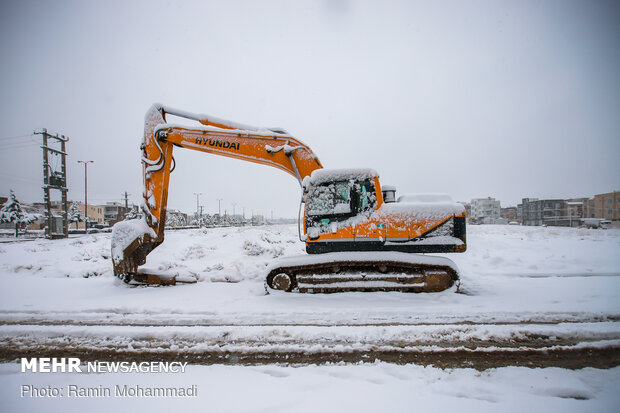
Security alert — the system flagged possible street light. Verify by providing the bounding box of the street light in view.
[77,160,93,229]
[193,193,202,225]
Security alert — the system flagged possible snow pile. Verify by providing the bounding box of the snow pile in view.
[0,235,112,278]
[159,226,301,283]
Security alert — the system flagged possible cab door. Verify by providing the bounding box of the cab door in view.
[352,179,384,244]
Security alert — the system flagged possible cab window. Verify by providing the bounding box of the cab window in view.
[307,181,351,216]
[354,179,376,213]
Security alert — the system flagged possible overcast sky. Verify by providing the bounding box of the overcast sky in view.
[1,0,618,218]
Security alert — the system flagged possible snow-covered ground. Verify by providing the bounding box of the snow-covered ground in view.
[0,224,618,323]
[0,224,619,411]
[1,363,619,413]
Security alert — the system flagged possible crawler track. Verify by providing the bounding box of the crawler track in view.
[266,253,459,293]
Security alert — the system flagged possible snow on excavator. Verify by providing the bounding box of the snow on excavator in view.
[111,104,466,292]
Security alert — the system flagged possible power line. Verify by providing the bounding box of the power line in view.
[0,140,38,147]
[0,133,33,141]
[0,141,40,151]
[0,174,41,189]
[0,134,40,150]
[0,171,40,182]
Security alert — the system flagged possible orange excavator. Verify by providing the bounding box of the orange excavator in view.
[111,104,466,292]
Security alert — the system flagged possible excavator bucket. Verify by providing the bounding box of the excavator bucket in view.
[110,104,193,286]
[111,217,197,286]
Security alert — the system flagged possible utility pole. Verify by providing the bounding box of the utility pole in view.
[37,129,69,239]
[77,160,94,229]
[123,191,130,208]
[199,205,204,227]
[194,193,202,222]
[217,198,223,216]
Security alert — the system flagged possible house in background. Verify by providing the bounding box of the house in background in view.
[104,202,132,227]
[470,197,500,224]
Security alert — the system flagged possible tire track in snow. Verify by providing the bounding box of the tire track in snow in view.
[1,311,619,327]
[1,322,619,369]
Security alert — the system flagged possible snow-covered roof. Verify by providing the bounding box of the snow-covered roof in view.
[381,185,396,192]
[307,168,378,186]
[376,193,465,219]
[379,202,465,219]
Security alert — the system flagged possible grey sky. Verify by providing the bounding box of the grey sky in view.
[1,0,618,218]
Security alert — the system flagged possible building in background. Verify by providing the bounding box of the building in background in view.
[457,202,471,218]
[516,204,523,223]
[566,198,588,225]
[71,203,105,229]
[520,198,585,227]
[583,198,595,219]
[592,191,619,222]
[470,197,500,224]
[104,202,132,227]
[500,207,517,221]
[518,198,538,225]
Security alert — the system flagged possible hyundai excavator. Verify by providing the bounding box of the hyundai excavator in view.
[111,104,466,293]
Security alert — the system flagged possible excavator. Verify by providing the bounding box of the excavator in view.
[111,104,466,293]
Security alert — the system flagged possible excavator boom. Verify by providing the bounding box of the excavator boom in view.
[111,104,322,283]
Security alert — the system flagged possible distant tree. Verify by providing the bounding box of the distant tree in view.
[68,202,84,229]
[124,205,142,220]
[0,190,36,237]
[165,213,174,227]
[199,213,216,228]
[166,211,187,228]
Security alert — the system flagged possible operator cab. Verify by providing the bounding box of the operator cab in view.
[304,168,379,232]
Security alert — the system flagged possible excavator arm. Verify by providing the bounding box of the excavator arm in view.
[111,104,323,283]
